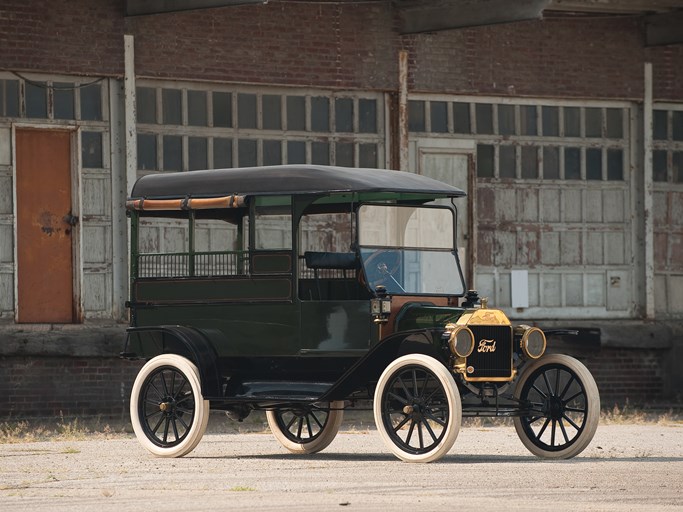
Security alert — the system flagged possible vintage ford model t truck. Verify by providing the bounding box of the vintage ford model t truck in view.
[121,164,599,462]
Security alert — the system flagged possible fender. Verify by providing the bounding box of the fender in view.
[318,328,446,402]
[123,325,222,399]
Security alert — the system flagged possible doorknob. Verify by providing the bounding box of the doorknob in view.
[63,212,79,227]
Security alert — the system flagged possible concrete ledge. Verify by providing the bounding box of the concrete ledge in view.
[0,323,128,357]
[538,320,683,350]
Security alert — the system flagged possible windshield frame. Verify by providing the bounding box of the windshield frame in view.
[356,203,466,297]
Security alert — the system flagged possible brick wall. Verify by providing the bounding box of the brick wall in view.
[1,1,680,101]
[569,349,667,407]
[0,357,142,418]
[0,350,670,419]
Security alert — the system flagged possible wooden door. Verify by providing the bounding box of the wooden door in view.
[16,128,76,323]
[415,144,474,287]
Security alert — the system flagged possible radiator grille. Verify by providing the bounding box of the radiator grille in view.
[466,325,513,380]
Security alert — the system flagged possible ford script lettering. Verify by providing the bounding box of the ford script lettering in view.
[477,339,497,353]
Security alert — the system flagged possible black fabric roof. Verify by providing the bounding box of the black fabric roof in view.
[129,165,466,200]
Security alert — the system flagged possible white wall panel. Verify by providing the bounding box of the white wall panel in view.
[0,175,11,214]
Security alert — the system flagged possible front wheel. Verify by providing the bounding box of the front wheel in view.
[374,354,461,463]
[267,401,344,454]
[130,354,210,458]
[513,354,600,459]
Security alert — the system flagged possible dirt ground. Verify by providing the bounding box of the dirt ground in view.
[0,417,681,511]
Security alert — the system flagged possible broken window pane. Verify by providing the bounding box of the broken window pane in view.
[26,82,47,118]
[586,148,602,180]
[335,98,353,132]
[359,98,377,133]
[543,146,560,179]
[499,146,516,178]
[81,131,103,168]
[238,93,257,129]
[521,146,538,179]
[312,141,329,165]
[137,87,157,124]
[162,89,182,125]
[188,90,207,127]
[336,142,353,167]
[5,80,19,117]
[520,105,537,136]
[475,103,493,134]
[213,137,232,168]
[585,108,602,137]
[262,95,281,130]
[287,96,306,131]
[80,83,102,121]
[453,102,470,133]
[238,139,257,166]
[408,100,425,132]
[188,137,207,170]
[263,140,282,165]
[605,108,623,138]
[542,106,559,136]
[498,104,515,136]
[311,97,329,132]
[359,143,377,168]
[430,101,448,133]
[564,147,581,180]
[673,111,683,141]
[607,148,623,180]
[287,140,306,163]
[53,83,75,120]
[564,107,580,137]
[673,151,683,183]
[477,144,494,177]
[137,133,157,170]
[653,110,668,140]
[212,92,232,128]
[163,135,183,171]
[653,150,667,182]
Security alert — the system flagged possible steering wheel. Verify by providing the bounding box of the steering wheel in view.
[363,250,404,292]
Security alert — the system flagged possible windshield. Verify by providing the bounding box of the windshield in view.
[358,205,465,296]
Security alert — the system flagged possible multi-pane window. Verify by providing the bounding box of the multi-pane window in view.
[653,106,683,184]
[0,78,103,122]
[0,77,106,169]
[136,82,384,173]
[409,99,628,182]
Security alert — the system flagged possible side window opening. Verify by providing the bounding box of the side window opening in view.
[298,206,364,300]
[134,210,247,278]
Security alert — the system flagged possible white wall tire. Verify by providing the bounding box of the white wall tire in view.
[267,401,344,454]
[373,354,461,463]
[513,354,600,459]
[130,354,210,458]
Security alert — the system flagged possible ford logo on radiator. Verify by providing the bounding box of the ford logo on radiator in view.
[477,339,497,353]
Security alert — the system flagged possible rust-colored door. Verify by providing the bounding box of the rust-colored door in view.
[16,128,76,323]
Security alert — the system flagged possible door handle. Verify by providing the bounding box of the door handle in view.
[63,212,79,227]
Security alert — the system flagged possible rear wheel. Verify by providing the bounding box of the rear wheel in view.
[513,354,599,459]
[374,354,461,463]
[267,401,344,454]
[130,354,210,458]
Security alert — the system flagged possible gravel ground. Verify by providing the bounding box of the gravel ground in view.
[1,420,681,511]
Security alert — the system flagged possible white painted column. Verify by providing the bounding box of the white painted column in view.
[124,34,137,195]
[111,34,137,321]
[398,50,409,172]
[643,62,655,319]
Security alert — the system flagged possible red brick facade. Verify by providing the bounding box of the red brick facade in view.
[2,1,681,100]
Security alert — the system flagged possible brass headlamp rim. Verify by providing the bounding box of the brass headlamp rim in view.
[448,325,475,358]
[519,326,547,359]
